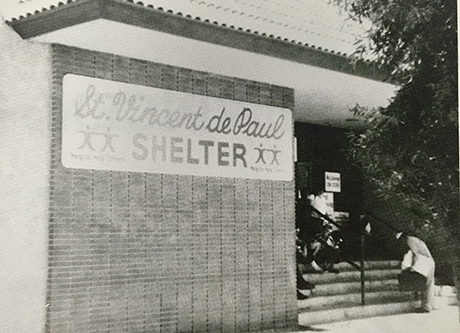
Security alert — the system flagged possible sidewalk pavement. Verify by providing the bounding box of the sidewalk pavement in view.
[290,305,460,333]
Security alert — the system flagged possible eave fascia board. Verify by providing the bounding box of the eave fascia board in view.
[8,0,392,83]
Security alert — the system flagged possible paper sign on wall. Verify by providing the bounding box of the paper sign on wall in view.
[323,192,334,215]
[325,171,341,192]
[333,211,349,225]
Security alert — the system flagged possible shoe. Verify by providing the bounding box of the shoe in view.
[414,307,430,313]
[310,261,324,273]
[297,290,309,300]
[297,279,315,290]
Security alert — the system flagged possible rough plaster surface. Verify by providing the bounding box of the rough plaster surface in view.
[0,18,52,333]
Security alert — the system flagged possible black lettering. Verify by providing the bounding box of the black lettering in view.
[218,142,229,166]
[157,109,170,126]
[132,133,148,160]
[199,140,214,165]
[271,114,285,139]
[233,108,252,135]
[242,120,259,137]
[114,91,128,121]
[75,85,105,119]
[233,143,247,167]
[152,136,167,162]
[137,107,157,124]
[167,111,182,127]
[206,108,231,134]
[187,138,199,164]
[191,107,205,131]
[252,122,272,138]
[170,137,183,163]
[127,95,141,123]
[221,116,231,134]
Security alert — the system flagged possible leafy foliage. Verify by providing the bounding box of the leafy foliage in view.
[333,0,458,262]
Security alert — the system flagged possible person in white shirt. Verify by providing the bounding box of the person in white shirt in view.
[396,232,435,312]
[305,189,339,273]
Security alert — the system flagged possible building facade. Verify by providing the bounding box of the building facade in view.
[0,1,396,332]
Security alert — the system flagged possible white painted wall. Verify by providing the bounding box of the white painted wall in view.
[0,18,52,333]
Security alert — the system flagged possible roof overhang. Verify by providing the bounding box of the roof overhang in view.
[6,0,398,129]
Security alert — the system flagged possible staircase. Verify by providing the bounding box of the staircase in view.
[298,260,419,327]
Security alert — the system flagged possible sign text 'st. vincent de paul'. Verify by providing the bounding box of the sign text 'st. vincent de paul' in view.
[62,74,293,181]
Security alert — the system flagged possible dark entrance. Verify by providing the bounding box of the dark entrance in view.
[294,122,364,266]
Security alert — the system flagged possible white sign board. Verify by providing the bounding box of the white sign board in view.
[323,192,334,216]
[61,74,293,180]
[325,171,341,192]
[333,211,349,225]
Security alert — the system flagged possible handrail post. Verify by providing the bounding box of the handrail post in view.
[360,233,365,305]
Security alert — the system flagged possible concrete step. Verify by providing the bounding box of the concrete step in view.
[302,268,400,284]
[334,260,401,271]
[297,260,427,326]
[298,290,415,311]
[305,278,400,296]
[298,300,419,327]
[299,260,401,274]
[361,260,401,270]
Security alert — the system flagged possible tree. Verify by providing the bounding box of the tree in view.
[333,0,458,280]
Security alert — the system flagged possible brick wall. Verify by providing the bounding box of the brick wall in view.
[47,44,296,332]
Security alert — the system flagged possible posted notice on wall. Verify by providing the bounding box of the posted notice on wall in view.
[325,171,341,192]
[61,74,293,181]
[333,211,349,225]
[323,192,334,215]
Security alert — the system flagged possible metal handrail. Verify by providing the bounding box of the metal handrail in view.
[309,206,368,305]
